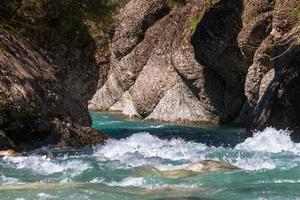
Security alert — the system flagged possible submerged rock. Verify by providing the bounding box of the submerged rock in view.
[184,160,239,172]
[159,160,239,179]
[0,149,18,157]
[135,160,239,179]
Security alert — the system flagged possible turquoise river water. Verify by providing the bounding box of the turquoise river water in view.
[0,112,300,200]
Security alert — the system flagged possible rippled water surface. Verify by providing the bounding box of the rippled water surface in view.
[1,112,300,200]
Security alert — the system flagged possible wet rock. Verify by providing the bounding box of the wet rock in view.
[0,150,18,157]
[0,130,15,151]
[248,45,300,138]
[45,119,108,149]
[184,160,239,172]
[158,160,239,179]
[245,0,300,136]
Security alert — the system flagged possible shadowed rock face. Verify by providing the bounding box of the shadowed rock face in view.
[89,0,249,124]
[191,0,249,123]
[90,0,300,136]
[241,0,300,136]
[0,1,109,151]
[0,29,107,151]
[249,45,300,138]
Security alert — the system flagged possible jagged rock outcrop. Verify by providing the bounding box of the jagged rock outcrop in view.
[239,0,300,136]
[90,0,300,136]
[90,0,249,124]
[0,1,110,150]
[0,28,107,151]
[1,0,299,144]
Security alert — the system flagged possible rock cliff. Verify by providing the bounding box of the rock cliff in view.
[0,0,110,150]
[90,0,300,136]
[1,0,300,149]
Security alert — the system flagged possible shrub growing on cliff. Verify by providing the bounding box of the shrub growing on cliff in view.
[291,5,300,43]
[189,0,219,31]
[168,0,185,9]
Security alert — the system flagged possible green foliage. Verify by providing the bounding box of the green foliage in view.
[167,0,185,9]
[0,0,127,57]
[290,4,300,43]
[20,0,44,12]
[291,4,300,19]
[189,0,219,31]
[190,14,202,30]
[80,0,127,23]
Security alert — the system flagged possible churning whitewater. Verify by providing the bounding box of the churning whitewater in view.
[1,118,300,200]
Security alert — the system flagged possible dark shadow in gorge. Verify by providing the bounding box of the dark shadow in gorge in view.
[0,0,114,146]
[191,0,250,124]
[0,0,103,110]
[248,43,300,140]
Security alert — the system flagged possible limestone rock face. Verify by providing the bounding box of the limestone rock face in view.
[0,29,90,126]
[249,45,300,138]
[90,0,300,137]
[109,91,141,118]
[259,69,275,101]
[0,0,114,150]
[242,0,300,136]
[90,0,249,124]
[0,29,107,151]
[146,83,213,123]
[2,0,299,144]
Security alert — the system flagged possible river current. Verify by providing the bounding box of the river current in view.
[0,112,299,200]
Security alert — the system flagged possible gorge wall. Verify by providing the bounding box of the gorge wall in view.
[0,0,112,150]
[89,0,300,136]
[0,0,300,150]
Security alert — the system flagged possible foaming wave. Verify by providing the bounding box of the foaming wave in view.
[150,125,165,129]
[235,127,300,154]
[37,193,57,199]
[232,154,276,170]
[90,177,105,184]
[93,129,300,171]
[3,156,91,175]
[0,175,21,185]
[93,132,207,169]
[106,177,145,187]
[273,179,300,184]
[104,177,198,189]
[96,121,122,125]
